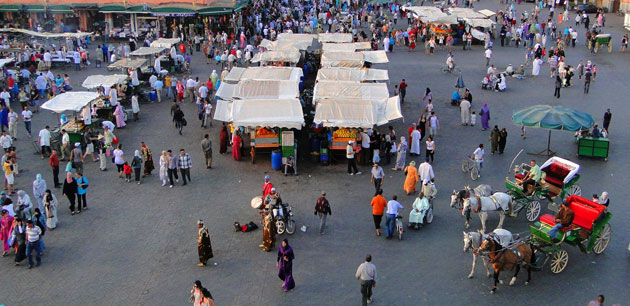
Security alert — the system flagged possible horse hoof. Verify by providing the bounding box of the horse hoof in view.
[490,290,495,294]
[509,280,516,286]
[525,282,529,286]
[468,274,473,279]
[486,273,491,278]
[499,280,504,285]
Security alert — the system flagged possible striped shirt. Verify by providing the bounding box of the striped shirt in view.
[178,153,192,169]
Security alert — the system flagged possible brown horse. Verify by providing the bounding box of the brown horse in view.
[478,238,535,294]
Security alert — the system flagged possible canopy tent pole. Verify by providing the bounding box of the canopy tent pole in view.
[529,130,555,156]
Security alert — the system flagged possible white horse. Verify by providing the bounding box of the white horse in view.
[463,229,517,279]
[450,184,493,209]
[462,192,512,232]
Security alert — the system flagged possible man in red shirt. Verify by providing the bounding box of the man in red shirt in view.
[399,79,407,104]
[49,149,60,188]
[262,175,273,198]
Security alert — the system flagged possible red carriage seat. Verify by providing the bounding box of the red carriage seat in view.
[514,174,524,180]
[540,196,605,231]
[543,162,570,187]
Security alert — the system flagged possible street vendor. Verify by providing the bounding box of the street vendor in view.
[521,160,541,195]
[262,175,274,198]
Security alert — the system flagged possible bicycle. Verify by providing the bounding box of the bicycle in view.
[395,213,404,240]
[461,157,480,181]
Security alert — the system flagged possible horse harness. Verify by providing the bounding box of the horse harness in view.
[472,194,502,214]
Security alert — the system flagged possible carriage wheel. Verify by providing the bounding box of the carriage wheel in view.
[564,184,582,200]
[276,220,286,235]
[550,249,568,274]
[594,42,599,53]
[425,208,434,224]
[593,223,611,255]
[470,167,479,181]
[286,220,296,235]
[525,200,541,222]
[461,159,470,173]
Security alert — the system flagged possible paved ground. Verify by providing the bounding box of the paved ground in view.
[1,2,629,306]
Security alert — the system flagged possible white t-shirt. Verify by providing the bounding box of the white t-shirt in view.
[39,129,51,146]
[473,147,485,162]
[8,112,17,125]
[21,110,32,122]
[485,49,492,59]
[113,149,124,165]
[43,52,51,62]
[0,91,10,104]
[62,133,70,145]
[361,132,370,148]
[346,145,355,159]
[198,86,208,98]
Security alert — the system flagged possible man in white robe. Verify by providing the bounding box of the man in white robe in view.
[460,99,471,125]
[409,125,421,156]
[532,57,543,76]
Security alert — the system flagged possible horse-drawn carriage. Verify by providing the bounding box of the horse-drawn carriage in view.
[506,156,582,221]
[589,34,613,53]
[526,195,612,273]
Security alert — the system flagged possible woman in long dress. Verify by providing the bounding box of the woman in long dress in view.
[114,102,126,128]
[219,125,229,154]
[159,151,168,186]
[480,104,490,131]
[32,174,47,213]
[261,211,276,252]
[393,136,407,171]
[408,192,429,229]
[16,191,33,221]
[0,210,14,256]
[232,130,242,161]
[403,161,418,195]
[197,220,213,267]
[43,190,58,230]
[422,88,432,105]
[277,238,295,292]
[417,114,427,140]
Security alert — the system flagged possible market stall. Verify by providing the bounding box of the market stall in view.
[316,68,389,82]
[130,47,167,57]
[313,81,390,104]
[321,42,371,53]
[224,67,304,83]
[82,74,129,90]
[320,51,365,68]
[150,38,181,48]
[41,92,100,145]
[318,33,353,43]
[250,48,302,66]
[107,58,148,73]
[233,80,300,100]
[259,39,313,51]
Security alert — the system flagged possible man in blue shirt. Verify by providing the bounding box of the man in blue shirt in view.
[76,172,89,212]
[154,78,164,103]
[101,45,108,63]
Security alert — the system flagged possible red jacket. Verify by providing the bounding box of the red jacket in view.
[49,153,59,168]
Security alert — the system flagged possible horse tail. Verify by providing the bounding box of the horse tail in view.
[528,243,536,266]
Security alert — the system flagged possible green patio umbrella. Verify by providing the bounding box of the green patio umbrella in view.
[513,105,595,156]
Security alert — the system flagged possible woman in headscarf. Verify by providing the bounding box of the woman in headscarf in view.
[403,161,418,195]
[599,192,609,207]
[277,238,295,292]
[62,172,78,215]
[159,150,169,187]
[219,125,229,154]
[16,191,33,221]
[141,142,154,177]
[232,130,242,161]
[480,104,490,131]
[392,136,407,171]
[43,189,58,230]
[131,150,142,184]
[32,174,47,213]
[408,192,429,230]
[196,220,213,267]
[0,209,14,256]
[114,102,126,128]
[210,70,219,89]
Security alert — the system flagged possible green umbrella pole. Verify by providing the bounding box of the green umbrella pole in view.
[529,130,555,157]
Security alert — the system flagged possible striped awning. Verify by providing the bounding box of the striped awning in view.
[0,5,21,12]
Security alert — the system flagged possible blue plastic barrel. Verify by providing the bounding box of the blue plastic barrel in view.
[271,150,282,171]
[149,91,157,101]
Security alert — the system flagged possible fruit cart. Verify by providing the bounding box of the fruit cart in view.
[576,136,609,161]
[330,128,359,161]
[250,128,280,164]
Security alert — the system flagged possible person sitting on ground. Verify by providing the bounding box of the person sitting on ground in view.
[548,201,575,242]
[504,64,514,75]
[513,64,525,77]
[521,160,541,195]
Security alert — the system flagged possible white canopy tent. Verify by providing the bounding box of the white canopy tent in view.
[233,80,300,100]
[448,8,486,19]
[277,33,318,42]
[318,33,353,43]
[0,58,14,68]
[41,92,100,113]
[362,50,389,63]
[224,67,303,83]
[231,99,304,129]
[322,42,371,52]
[314,99,378,128]
[377,96,404,126]
[108,58,147,69]
[250,49,301,64]
[320,51,364,68]
[478,9,496,18]
[404,6,447,19]
[424,15,459,25]
[150,38,181,48]
[213,99,234,122]
[130,47,167,56]
[313,81,390,104]
[259,39,312,51]
[464,18,496,28]
[82,74,129,89]
[215,82,238,100]
[316,68,389,82]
